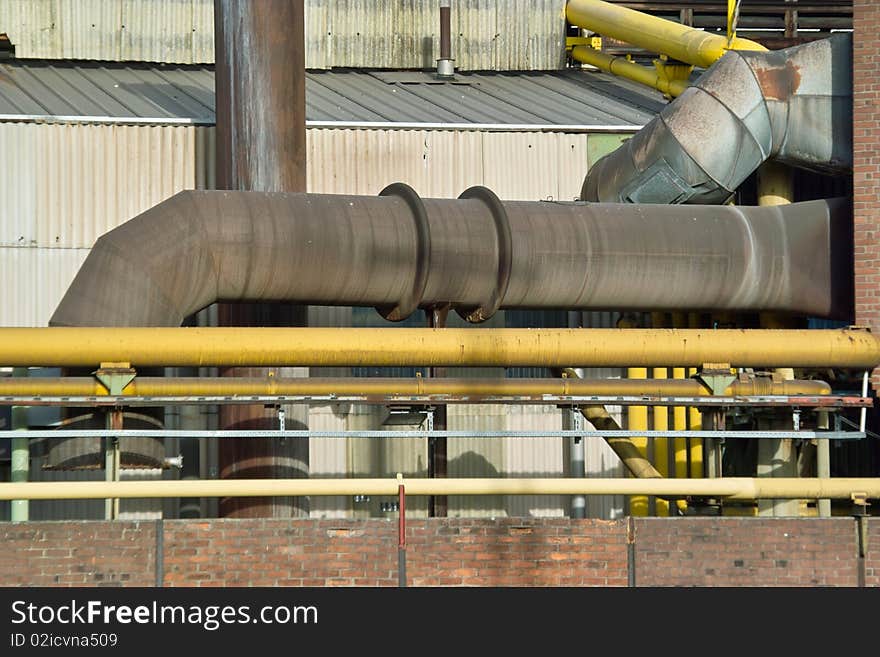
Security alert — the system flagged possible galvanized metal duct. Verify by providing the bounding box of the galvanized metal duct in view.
[49,188,852,326]
[580,34,853,204]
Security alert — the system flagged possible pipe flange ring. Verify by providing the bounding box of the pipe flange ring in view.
[455,186,512,323]
[376,182,431,322]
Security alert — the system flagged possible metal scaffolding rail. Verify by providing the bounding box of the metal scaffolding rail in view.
[11,428,866,440]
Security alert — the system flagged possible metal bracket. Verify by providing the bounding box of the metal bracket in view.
[566,36,602,51]
[652,58,693,99]
[851,491,870,510]
[696,363,736,396]
[94,362,136,396]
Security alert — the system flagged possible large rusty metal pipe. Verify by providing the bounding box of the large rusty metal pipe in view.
[49,189,853,326]
[581,34,853,204]
[215,0,305,192]
[215,0,309,520]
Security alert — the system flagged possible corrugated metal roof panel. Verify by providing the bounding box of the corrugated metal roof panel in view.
[0,60,665,127]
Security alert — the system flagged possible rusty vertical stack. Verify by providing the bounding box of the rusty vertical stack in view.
[214,0,309,518]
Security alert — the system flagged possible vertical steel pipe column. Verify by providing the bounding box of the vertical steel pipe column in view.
[215,0,308,518]
[437,0,454,78]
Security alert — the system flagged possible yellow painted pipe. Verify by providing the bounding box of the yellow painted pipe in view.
[0,375,833,398]
[580,405,662,480]
[570,45,688,97]
[672,366,689,514]
[688,366,703,478]
[0,478,876,501]
[672,367,688,478]
[566,0,766,69]
[653,366,670,516]
[627,367,649,516]
[757,160,795,208]
[0,328,877,369]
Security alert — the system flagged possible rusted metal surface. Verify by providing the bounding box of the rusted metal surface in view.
[214,0,306,192]
[215,0,308,519]
[49,189,853,326]
[580,33,852,204]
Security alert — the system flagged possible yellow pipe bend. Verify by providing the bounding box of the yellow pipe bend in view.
[570,46,689,97]
[566,0,766,68]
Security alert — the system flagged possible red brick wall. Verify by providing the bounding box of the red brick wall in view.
[0,521,156,586]
[634,518,858,587]
[0,518,876,587]
[866,517,880,587]
[406,519,628,587]
[163,519,398,587]
[854,1,880,386]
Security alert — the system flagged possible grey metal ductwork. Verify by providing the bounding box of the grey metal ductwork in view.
[50,186,853,327]
[580,33,853,204]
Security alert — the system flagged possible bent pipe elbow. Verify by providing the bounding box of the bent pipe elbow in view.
[580,33,852,204]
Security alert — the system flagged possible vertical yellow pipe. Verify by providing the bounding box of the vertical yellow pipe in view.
[687,312,703,478]
[627,367,649,516]
[670,311,689,514]
[672,366,688,479]
[756,160,800,517]
[650,312,669,516]
[672,366,688,514]
[652,366,669,516]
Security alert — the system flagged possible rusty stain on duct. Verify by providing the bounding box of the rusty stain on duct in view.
[753,60,802,101]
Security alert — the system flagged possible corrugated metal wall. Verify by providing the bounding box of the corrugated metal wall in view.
[0,121,637,519]
[0,123,598,327]
[307,128,589,201]
[0,0,567,70]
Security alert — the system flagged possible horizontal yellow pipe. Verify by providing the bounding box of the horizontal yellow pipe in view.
[0,375,832,397]
[566,0,766,68]
[0,328,877,369]
[0,478,876,501]
[571,46,688,97]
